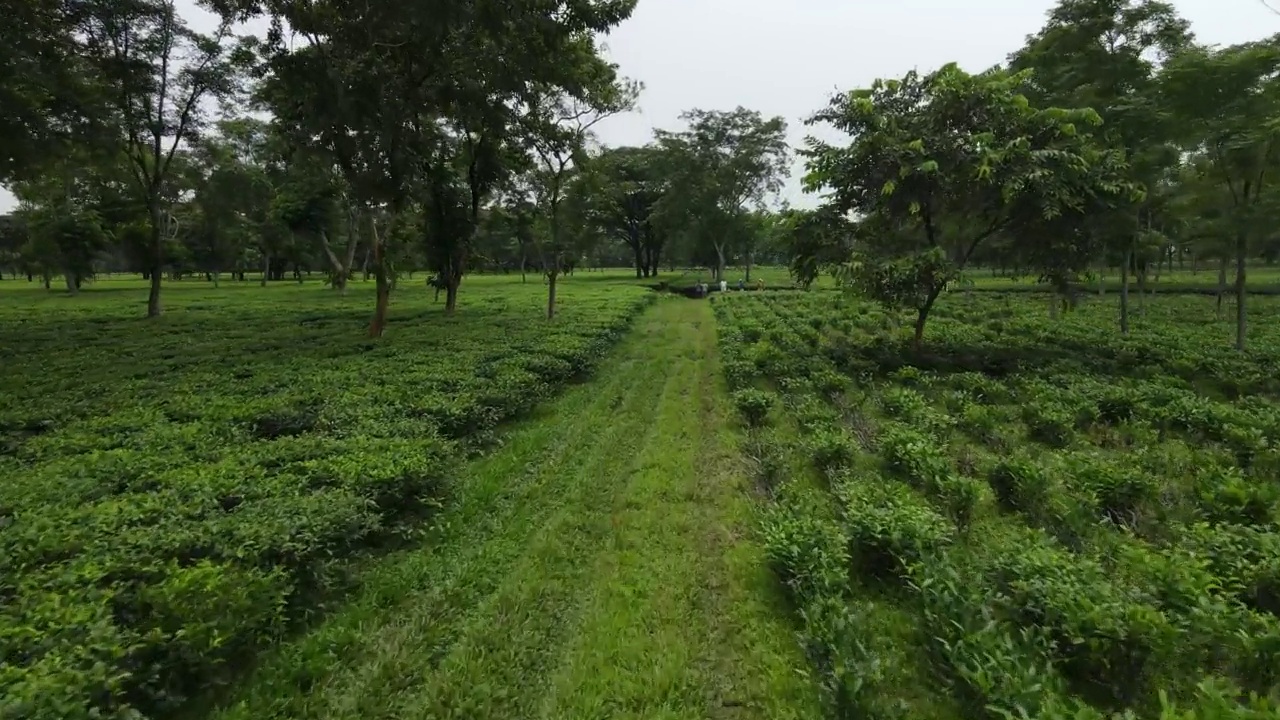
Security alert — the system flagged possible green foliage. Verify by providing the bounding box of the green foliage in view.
[0,280,652,718]
[839,478,955,580]
[732,388,775,427]
[880,426,980,528]
[717,287,1280,715]
[805,61,1135,345]
[989,455,1054,515]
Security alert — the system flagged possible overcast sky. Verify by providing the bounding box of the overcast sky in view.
[3,0,1277,212]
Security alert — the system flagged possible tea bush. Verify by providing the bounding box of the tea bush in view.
[716,289,1280,717]
[0,280,652,719]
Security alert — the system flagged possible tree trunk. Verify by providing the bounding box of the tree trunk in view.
[1137,264,1147,316]
[320,230,354,296]
[1235,234,1247,351]
[547,270,558,319]
[368,222,389,338]
[1120,245,1131,335]
[260,252,270,287]
[714,243,726,283]
[146,208,163,317]
[1216,257,1228,320]
[1049,290,1059,320]
[1097,264,1105,296]
[912,286,944,352]
[633,243,644,278]
[65,272,78,296]
[745,250,753,283]
[42,270,51,289]
[445,281,459,313]
[212,270,220,289]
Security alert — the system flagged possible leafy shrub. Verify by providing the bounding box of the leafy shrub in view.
[721,358,758,390]
[880,426,979,528]
[988,455,1053,515]
[1069,458,1157,529]
[840,479,954,579]
[1096,386,1141,425]
[1194,466,1278,527]
[1022,402,1075,448]
[760,493,850,604]
[809,429,858,476]
[0,282,653,718]
[732,388,775,427]
[981,530,1173,706]
[1185,523,1280,617]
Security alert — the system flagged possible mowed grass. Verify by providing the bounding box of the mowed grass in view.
[203,296,820,720]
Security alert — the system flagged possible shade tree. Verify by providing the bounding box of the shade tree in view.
[804,64,1134,350]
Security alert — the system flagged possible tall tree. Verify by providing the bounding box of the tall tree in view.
[1160,36,1280,350]
[241,0,636,331]
[656,108,789,282]
[1011,0,1192,333]
[526,81,636,318]
[584,145,667,278]
[0,0,102,186]
[804,64,1133,350]
[81,0,252,316]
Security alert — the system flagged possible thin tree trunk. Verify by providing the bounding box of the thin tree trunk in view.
[912,286,943,352]
[1120,245,1131,335]
[745,251,753,283]
[65,272,78,296]
[147,206,163,317]
[368,219,389,338]
[320,231,352,295]
[633,243,644,278]
[1236,234,1247,351]
[1049,290,1059,320]
[261,252,270,287]
[1137,264,1147,316]
[1097,264,1105,296]
[1216,256,1228,320]
[547,270,558,319]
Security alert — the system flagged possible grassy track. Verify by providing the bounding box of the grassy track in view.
[208,296,819,720]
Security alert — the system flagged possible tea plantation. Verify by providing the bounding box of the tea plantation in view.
[717,290,1280,719]
[0,276,656,718]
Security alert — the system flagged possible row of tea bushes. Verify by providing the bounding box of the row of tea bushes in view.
[0,284,653,719]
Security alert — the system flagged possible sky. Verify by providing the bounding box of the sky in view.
[3,0,1277,213]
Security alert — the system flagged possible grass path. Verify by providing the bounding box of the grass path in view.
[209,296,820,720]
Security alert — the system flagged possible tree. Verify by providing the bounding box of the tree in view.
[240,0,636,332]
[584,145,667,278]
[1011,0,1192,332]
[1160,36,1280,350]
[12,161,112,293]
[779,206,850,289]
[656,108,789,282]
[526,81,636,319]
[79,0,253,316]
[804,64,1132,350]
[0,0,102,186]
